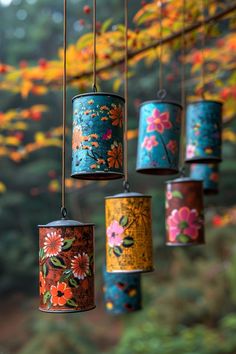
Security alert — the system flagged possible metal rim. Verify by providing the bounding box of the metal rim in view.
[105,193,152,199]
[39,305,96,313]
[106,307,142,314]
[106,268,154,274]
[72,92,125,102]
[139,99,182,109]
[185,157,222,164]
[38,223,95,228]
[187,99,223,106]
[165,177,203,184]
[136,167,179,175]
[71,171,124,181]
[166,241,205,247]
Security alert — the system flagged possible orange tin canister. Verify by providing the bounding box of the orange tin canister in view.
[105,192,153,273]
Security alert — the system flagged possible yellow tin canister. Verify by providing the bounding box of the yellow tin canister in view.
[105,192,153,273]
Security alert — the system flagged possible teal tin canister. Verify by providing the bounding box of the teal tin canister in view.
[103,269,142,314]
[136,100,182,175]
[190,163,219,195]
[185,100,223,163]
[71,92,124,180]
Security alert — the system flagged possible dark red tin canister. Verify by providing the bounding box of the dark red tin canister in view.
[38,219,95,313]
[165,178,205,246]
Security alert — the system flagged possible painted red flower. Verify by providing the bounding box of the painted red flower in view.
[147,108,172,133]
[167,140,177,154]
[107,143,123,168]
[50,282,73,307]
[71,252,90,280]
[43,231,64,257]
[167,206,202,242]
[141,135,158,151]
[39,271,46,295]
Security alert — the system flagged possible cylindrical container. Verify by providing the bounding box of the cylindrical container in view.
[38,219,95,313]
[136,100,182,175]
[105,192,153,273]
[165,178,205,246]
[103,269,142,314]
[71,92,124,180]
[190,163,219,195]
[185,100,222,163]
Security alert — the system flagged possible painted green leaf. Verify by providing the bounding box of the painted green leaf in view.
[172,191,183,199]
[113,246,123,257]
[60,269,73,281]
[42,263,48,277]
[39,248,45,259]
[43,291,51,304]
[119,215,128,227]
[69,278,79,288]
[62,238,75,251]
[101,18,113,33]
[50,256,66,269]
[67,299,78,308]
[122,236,134,247]
[177,234,189,243]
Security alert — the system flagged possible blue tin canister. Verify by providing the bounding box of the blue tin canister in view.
[71,92,124,180]
[103,269,142,314]
[190,163,219,195]
[136,100,182,175]
[185,100,222,163]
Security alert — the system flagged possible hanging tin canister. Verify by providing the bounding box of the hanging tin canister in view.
[185,100,223,163]
[103,268,142,314]
[105,192,153,273]
[190,163,219,195]
[165,178,205,246]
[136,100,182,175]
[71,92,124,180]
[38,219,95,313]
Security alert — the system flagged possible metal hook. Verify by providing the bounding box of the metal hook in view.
[92,84,97,92]
[123,180,130,193]
[157,88,167,100]
[61,207,68,219]
[180,166,186,177]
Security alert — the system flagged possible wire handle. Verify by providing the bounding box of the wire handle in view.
[123,0,129,188]
[92,0,97,92]
[157,88,167,100]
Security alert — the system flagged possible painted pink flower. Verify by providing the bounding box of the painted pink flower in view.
[167,140,177,154]
[141,135,158,151]
[107,220,124,247]
[147,108,172,133]
[166,191,172,200]
[167,206,201,242]
[102,129,112,140]
[186,144,196,159]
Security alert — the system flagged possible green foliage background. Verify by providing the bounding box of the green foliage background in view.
[0,0,236,353]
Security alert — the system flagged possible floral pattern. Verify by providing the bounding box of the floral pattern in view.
[147,108,172,133]
[136,102,181,173]
[186,101,222,162]
[43,231,64,257]
[141,136,158,151]
[72,94,124,177]
[167,207,202,243]
[50,282,73,307]
[107,142,123,169]
[71,253,90,280]
[39,226,94,312]
[106,196,153,272]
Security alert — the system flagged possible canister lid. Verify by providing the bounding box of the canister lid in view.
[166,177,203,184]
[139,99,182,109]
[72,92,125,103]
[38,219,94,227]
[187,99,223,106]
[105,191,151,199]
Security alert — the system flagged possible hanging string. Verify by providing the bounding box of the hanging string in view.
[61,0,67,218]
[200,0,206,100]
[180,0,186,175]
[92,0,97,92]
[157,0,166,100]
[123,0,130,193]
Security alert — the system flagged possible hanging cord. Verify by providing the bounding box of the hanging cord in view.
[180,0,186,176]
[157,0,166,100]
[123,0,130,193]
[200,0,206,100]
[92,0,97,92]
[61,0,67,219]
